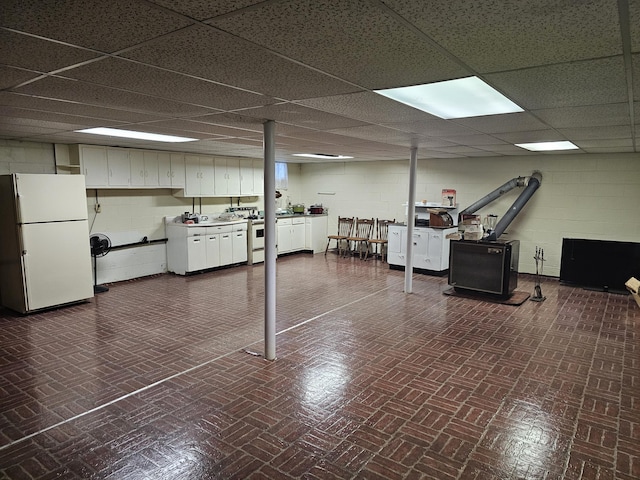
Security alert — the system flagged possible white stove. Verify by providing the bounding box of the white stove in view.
[247,218,265,265]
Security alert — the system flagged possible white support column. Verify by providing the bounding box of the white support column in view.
[263,120,276,360]
[404,147,418,294]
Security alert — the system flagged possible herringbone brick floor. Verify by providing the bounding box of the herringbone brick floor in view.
[0,253,638,479]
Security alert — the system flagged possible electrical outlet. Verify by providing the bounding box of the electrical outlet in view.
[95,203,101,213]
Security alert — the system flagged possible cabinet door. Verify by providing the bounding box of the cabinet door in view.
[232,231,247,263]
[214,158,228,194]
[80,145,108,187]
[143,152,159,187]
[205,234,220,268]
[169,154,185,188]
[184,155,201,196]
[253,160,264,195]
[292,223,305,251]
[129,150,145,187]
[199,156,215,196]
[226,158,241,195]
[187,235,207,272]
[107,147,131,187]
[277,224,291,253]
[219,233,233,265]
[158,152,172,187]
[239,159,254,195]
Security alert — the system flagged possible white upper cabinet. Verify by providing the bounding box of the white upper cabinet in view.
[130,151,160,187]
[106,147,131,187]
[239,159,254,195]
[185,155,215,196]
[68,145,261,195]
[214,157,241,196]
[158,152,172,188]
[169,154,185,188]
[74,145,108,187]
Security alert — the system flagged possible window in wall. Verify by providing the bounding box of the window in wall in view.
[275,162,288,190]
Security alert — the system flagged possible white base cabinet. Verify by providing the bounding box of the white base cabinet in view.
[305,215,328,253]
[388,225,457,272]
[277,217,305,254]
[166,222,248,275]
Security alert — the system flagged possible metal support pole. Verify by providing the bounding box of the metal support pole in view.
[263,120,276,361]
[404,147,417,294]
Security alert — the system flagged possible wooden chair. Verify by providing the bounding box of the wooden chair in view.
[325,216,354,257]
[346,218,374,259]
[367,218,395,261]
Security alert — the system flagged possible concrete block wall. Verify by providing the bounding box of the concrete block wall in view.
[300,153,640,277]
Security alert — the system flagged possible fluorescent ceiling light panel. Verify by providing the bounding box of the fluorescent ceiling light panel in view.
[76,127,197,143]
[293,153,353,159]
[374,76,524,119]
[515,141,579,151]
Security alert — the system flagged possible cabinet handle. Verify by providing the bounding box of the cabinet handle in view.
[109,169,112,177]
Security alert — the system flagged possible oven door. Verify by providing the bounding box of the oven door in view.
[252,224,265,249]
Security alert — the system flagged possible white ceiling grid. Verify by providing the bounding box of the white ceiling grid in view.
[0,0,637,162]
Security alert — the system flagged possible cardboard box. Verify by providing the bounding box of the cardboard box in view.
[626,277,640,308]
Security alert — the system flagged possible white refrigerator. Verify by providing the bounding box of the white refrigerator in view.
[0,173,94,314]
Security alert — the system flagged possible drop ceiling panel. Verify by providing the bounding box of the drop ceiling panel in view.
[12,77,217,117]
[630,0,640,52]
[0,92,169,124]
[326,125,428,146]
[492,130,566,144]
[485,57,628,110]
[0,30,100,73]
[208,0,470,89]
[1,0,194,52]
[139,119,260,137]
[381,0,622,73]
[0,106,122,128]
[574,138,633,148]
[533,104,631,128]
[453,112,550,134]
[147,0,267,21]
[380,120,480,137]
[237,103,370,130]
[438,134,509,146]
[0,66,41,90]
[296,91,440,125]
[63,57,274,111]
[557,125,632,140]
[120,25,360,100]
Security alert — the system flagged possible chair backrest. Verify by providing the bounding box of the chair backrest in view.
[353,218,374,239]
[337,217,355,236]
[375,219,395,241]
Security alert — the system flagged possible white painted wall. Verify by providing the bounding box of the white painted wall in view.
[298,153,640,276]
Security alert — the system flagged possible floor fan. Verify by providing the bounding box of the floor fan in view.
[90,233,111,294]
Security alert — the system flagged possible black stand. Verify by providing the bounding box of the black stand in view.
[92,254,109,294]
[530,246,545,302]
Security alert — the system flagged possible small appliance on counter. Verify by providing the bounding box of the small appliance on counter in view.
[181,212,199,223]
[309,205,325,214]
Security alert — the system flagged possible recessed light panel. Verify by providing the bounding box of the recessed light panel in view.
[293,153,354,159]
[515,141,579,151]
[374,76,524,119]
[76,127,197,143]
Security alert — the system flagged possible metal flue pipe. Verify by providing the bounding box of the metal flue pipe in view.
[458,176,526,216]
[486,172,542,241]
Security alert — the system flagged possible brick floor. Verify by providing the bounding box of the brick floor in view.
[0,253,638,479]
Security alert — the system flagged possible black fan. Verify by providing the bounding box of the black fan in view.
[90,233,111,294]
